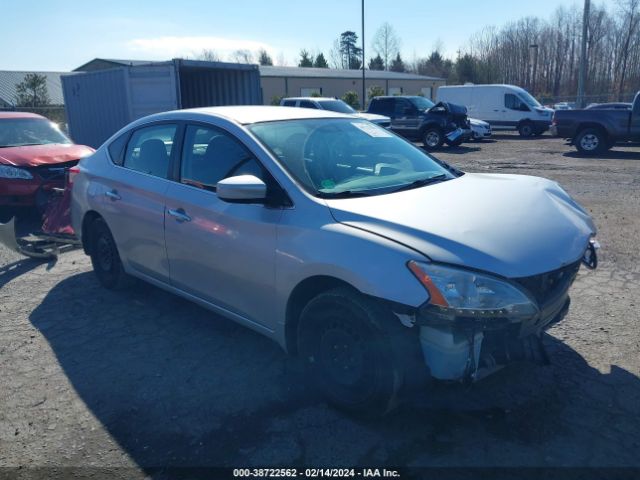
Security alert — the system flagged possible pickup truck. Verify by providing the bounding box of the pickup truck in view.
[551,92,640,154]
[366,96,472,150]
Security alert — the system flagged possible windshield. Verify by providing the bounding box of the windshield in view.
[249,118,455,197]
[517,90,542,108]
[318,100,357,114]
[0,118,71,148]
[409,96,435,110]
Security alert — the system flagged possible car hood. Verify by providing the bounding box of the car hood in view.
[0,143,94,167]
[326,173,596,278]
[356,112,390,122]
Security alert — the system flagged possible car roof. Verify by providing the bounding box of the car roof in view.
[0,111,46,120]
[283,97,340,102]
[141,105,352,125]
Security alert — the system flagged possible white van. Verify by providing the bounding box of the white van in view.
[437,84,554,137]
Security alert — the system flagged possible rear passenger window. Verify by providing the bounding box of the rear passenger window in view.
[299,100,317,109]
[107,132,129,166]
[180,125,264,192]
[369,98,393,115]
[123,124,177,178]
[282,100,297,107]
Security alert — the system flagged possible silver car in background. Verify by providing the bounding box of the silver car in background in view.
[72,106,598,415]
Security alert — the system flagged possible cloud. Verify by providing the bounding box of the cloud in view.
[126,35,274,60]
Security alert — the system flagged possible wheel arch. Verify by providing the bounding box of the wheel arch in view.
[575,122,609,139]
[285,275,358,355]
[81,210,103,255]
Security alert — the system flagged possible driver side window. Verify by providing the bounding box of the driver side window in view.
[505,93,529,112]
[180,125,263,192]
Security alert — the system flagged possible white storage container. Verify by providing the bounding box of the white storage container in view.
[419,326,483,380]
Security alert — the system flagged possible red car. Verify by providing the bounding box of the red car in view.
[0,112,93,215]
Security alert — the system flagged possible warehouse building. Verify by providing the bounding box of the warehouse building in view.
[259,66,445,104]
[0,70,66,107]
[74,59,445,106]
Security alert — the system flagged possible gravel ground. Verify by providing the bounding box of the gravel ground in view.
[1,133,639,478]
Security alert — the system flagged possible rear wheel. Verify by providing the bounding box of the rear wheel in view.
[297,288,419,416]
[88,217,131,289]
[518,121,534,137]
[575,128,607,155]
[422,127,444,150]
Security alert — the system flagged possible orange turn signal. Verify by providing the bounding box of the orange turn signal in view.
[407,260,449,307]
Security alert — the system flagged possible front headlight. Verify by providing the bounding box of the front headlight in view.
[408,261,538,317]
[0,165,33,180]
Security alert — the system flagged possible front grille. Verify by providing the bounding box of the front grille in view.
[514,260,581,305]
[31,160,78,180]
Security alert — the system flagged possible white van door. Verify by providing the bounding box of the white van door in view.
[502,91,531,127]
[473,87,501,125]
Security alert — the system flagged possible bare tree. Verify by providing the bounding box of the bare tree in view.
[197,49,221,62]
[371,22,400,70]
[614,0,640,99]
[230,49,254,64]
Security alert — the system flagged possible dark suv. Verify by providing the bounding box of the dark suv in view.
[367,96,472,149]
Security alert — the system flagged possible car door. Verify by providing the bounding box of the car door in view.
[629,95,640,140]
[163,123,283,328]
[503,93,530,127]
[392,98,419,137]
[100,122,177,282]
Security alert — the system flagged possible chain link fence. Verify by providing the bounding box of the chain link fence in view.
[537,92,637,108]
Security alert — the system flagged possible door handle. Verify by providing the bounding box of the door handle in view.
[105,190,121,201]
[167,208,191,222]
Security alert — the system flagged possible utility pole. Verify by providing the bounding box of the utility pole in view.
[530,44,539,96]
[361,0,366,110]
[577,0,590,108]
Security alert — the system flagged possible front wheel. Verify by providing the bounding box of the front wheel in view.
[88,217,131,289]
[575,128,607,155]
[297,288,414,416]
[518,122,534,137]
[422,128,444,150]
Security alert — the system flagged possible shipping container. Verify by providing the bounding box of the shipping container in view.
[62,59,262,147]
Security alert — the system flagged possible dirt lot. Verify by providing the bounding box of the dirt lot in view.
[1,133,639,478]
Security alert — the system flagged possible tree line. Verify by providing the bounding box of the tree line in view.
[198,1,639,103]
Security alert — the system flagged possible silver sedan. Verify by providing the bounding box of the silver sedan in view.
[72,106,597,415]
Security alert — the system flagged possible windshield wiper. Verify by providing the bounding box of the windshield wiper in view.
[317,190,372,199]
[389,174,451,193]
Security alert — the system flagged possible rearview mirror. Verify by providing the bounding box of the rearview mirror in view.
[216,175,267,203]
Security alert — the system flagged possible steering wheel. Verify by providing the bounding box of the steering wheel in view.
[302,127,349,189]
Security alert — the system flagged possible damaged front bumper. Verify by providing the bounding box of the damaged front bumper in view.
[407,241,599,383]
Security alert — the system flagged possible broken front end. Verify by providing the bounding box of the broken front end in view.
[405,239,599,383]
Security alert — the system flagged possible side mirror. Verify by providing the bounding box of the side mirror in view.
[216,175,267,203]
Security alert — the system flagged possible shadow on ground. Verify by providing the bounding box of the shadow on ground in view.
[563,150,640,160]
[30,272,640,472]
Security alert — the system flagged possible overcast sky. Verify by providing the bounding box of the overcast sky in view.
[3,0,616,71]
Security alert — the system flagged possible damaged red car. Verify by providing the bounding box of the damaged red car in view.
[0,112,93,216]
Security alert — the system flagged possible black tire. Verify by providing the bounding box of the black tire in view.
[297,287,424,416]
[88,217,131,289]
[575,127,606,155]
[518,121,534,137]
[422,127,444,150]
